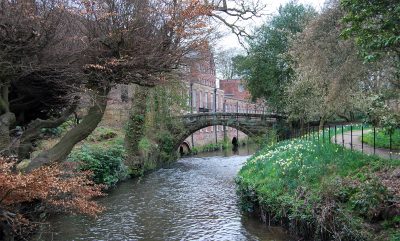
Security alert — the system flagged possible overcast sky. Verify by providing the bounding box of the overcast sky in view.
[215,0,326,51]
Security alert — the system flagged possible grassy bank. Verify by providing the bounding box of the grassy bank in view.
[363,129,400,150]
[236,139,400,240]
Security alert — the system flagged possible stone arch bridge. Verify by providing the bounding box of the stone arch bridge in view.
[173,112,283,151]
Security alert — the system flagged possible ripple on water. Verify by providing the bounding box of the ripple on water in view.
[37,152,292,241]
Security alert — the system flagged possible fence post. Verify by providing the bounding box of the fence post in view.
[389,130,392,159]
[334,125,337,144]
[373,127,376,155]
[312,126,315,141]
[350,125,353,150]
[328,125,331,143]
[361,126,364,153]
[342,125,344,147]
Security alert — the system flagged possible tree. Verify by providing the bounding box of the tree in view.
[234,2,316,111]
[341,0,400,62]
[286,2,371,128]
[215,48,242,79]
[341,0,400,127]
[0,0,82,156]
[20,0,214,171]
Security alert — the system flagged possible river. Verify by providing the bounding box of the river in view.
[36,146,292,241]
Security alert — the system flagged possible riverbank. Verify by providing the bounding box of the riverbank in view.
[236,139,400,241]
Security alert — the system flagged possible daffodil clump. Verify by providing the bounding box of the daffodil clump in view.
[237,139,400,241]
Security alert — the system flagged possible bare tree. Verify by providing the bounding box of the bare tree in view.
[0,0,82,155]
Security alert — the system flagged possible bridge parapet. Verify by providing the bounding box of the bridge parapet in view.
[178,113,283,125]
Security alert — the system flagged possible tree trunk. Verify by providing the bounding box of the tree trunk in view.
[17,101,78,159]
[319,116,326,131]
[0,85,15,155]
[124,85,149,170]
[337,113,350,122]
[0,112,16,155]
[24,88,110,172]
[0,209,16,241]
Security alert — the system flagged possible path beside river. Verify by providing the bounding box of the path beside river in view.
[332,129,400,159]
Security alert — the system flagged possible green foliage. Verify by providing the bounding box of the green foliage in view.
[341,0,400,61]
[349,178,389,221]
[234,2,316,110]
[87,127,118,142]
[68,138,128,186]
[237,139,399,240]
[363,129,400,150]
[286,3,371,126]
[138,137,152,152]
[157,130,176,162]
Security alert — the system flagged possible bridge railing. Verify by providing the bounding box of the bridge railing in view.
[178,112,284,121]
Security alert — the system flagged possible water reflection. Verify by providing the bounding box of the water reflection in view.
[36,145,291,241]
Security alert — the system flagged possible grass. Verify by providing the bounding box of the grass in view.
[363,129,400,150]
[190,141,232,154]
[237,138,400,241]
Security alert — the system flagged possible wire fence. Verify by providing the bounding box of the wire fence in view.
[279,124,400,160]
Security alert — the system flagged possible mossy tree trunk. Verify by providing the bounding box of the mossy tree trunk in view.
[24,87,110,172]
[125,85,149,171]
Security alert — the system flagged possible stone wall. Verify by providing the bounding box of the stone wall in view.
[99,84,133,128]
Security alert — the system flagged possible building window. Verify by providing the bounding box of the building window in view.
[193,91,196,108]
[205,92,208,109]
[215,94,218,111]
[199,91,202,108]
[211,93,214,110]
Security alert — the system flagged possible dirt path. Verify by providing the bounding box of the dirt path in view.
[331,129,400,159]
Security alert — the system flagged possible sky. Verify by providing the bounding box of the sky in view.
[215,0,326,51]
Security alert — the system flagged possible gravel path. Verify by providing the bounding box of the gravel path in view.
[331,129,400,160]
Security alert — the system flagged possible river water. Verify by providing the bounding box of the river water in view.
[37,146,291,241]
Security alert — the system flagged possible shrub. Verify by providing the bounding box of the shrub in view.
[87,127,118,142]
[0,156,104,240]
[157,131,176,162]
[68,139,128,186]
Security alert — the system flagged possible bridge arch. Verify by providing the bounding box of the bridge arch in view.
[173,113,280,151]
[179,141,191,155]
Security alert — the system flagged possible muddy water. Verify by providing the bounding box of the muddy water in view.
[38,146,292,241]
